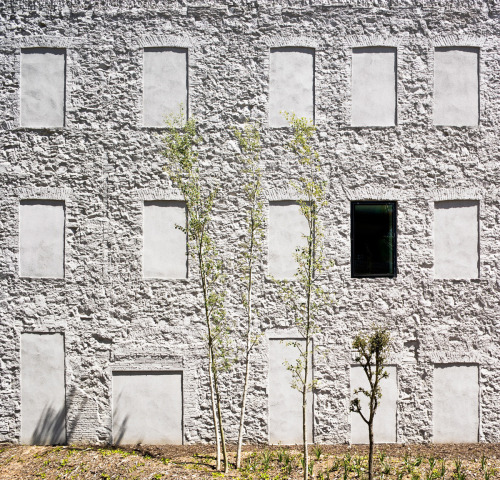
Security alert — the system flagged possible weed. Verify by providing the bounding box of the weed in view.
[152,474,163,480]
[314,444,323,461]
[379,452,387,463]
[412,471,421,480]
[484,468,497,480]
[100,474,110,480]
[161,457,171,465]
[261,449,273,470]
[330,457,342,472]
[439,460,446,479]
[415,456,423,467]
[429,457,436,470]
[382,462,391,475]
[481,455,488,471]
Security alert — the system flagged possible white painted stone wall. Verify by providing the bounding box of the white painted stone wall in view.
[0,0,499,446]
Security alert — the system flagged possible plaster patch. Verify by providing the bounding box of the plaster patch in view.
[269,47,314,127]
[112,371,183,445]
[143,48,188,126]
[21,48,65,127]
[351,47,396,127]
[434,47,479,126]
[21,333,66,445]
[268,339,313,444]
[350,366,397,444]
[434,200,479,279]
[19,200,65,278]
[433,365,479,443]
[268,201,308,279]
[143,201,187,279]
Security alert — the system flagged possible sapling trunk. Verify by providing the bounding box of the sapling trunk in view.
[208,348,221,471]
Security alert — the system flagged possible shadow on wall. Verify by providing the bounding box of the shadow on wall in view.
[112,392,131,445]
[31,404,66,445]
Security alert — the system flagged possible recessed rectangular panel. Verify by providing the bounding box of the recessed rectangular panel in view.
[21,333,66,444]
[269,47,314,127]
[434,200,479,279]
[143,48,188,126]
[352,47,396,126]
[112,371,183,444]
[351,202,396,277]
[143,201,187,278]
[268,201,308,279]
[433,365,479,443]
[20,200,65,278]
[434,47,479,126]
[350,365,397,444]
[21,48,66,127]
[268,338,313,444]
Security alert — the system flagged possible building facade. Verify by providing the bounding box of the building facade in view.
[0,0,499,445]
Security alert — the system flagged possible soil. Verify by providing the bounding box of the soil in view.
[0,442,499,480]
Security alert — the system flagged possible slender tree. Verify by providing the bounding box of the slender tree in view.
[277,113,331,480]
[233,122,265,469]
[350,326,391,480]
[162,111,230,473]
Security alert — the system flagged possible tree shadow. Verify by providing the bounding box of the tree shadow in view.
[30,404,66,445]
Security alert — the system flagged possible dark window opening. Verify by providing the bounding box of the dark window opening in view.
[351,201,397,278]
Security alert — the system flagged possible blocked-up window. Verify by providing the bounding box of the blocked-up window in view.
[350,365,397,443]
[268,339,313,444]
[143,201,187,279]
[268,201,308,279]
[143,47,188,126]
[351,202,397,278]
[269,47,314,127]
[19,200,65,278]
[351,47,396,126]
[434,47,479,126]
[433,365,479,443]
[21,333,66,445]
[21,48,66,127]
[112,371,183,444]
[434,200,479,279]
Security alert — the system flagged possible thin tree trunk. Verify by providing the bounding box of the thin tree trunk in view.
[303,375,308,480]
[214,378,228,473]
[208,348,221,471]
[236,236,254,470]
[368,421,374,480]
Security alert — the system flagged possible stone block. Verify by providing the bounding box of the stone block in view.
[269,47,314,127]
[143,48,188,126]
[434,47,479,126]
[21,333,66,445]
[268,201,308,279]
[21,48,65,127]
[351,47,396,126]
[268,338,313,444]
[351,365,397,444]
[143,201,187,279]
[19,200,65,278]
[434,200,479,279]
[112,371,183,444]
[433,365,479,443]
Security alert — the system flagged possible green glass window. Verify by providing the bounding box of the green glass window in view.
[351,202,397,277]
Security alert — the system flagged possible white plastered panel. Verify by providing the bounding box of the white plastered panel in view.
[351,47,396,126]
[434,200,479,279]
[268,201,308,279]
[143,201,187,279]
[269,48,314,127]
[434,47,479,126]
[143,48,188,126]
[433,365,479,443]
[268,338,313,444]
[21,333,66,445]
[21,48,65,127]
[19,200,65,278]
[112,372,183,444]
[350,365,397,444]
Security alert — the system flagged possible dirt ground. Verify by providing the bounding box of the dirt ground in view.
[0,442,499,480]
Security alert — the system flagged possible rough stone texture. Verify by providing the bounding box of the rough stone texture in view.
[351,47,396,126]
[434,47,479,126]
[20,333,65,445]
[143,201,187,279]
[19,200,65,278]
[350,366,398,444]
[20,48,65,128]
[268,338,312,444]
[0,0,499,446]
[112,371,183,444]
[434,200,479,279]
[433,365,479,443]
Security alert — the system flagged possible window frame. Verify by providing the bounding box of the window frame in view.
[350,201,397,279]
